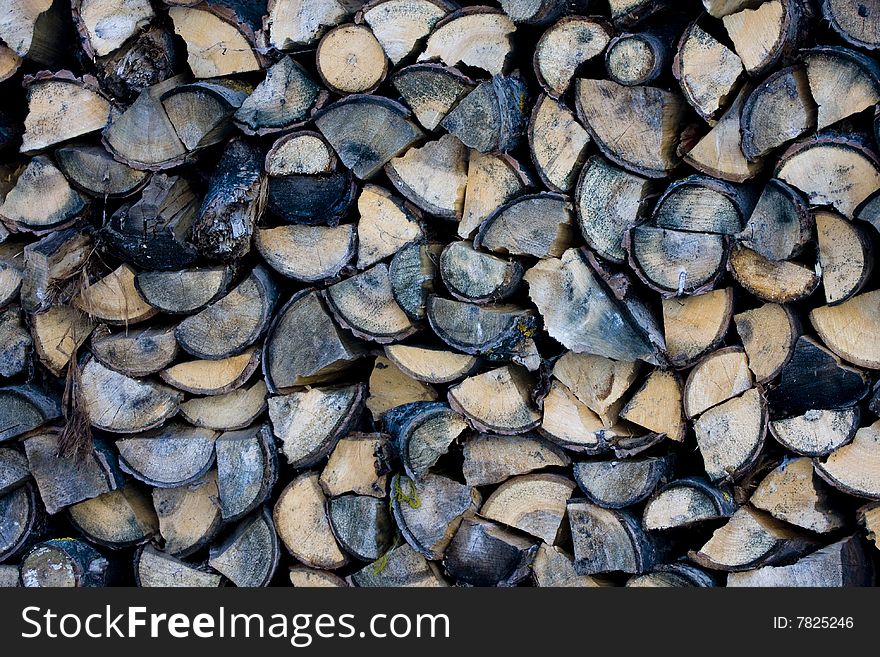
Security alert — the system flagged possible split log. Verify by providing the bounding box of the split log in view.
[168,5,261,78]
[116,422,216,488]
[30,306,93,375]
[355,185,421,269]
[734,302,798,383]
[383,344,479,384]
[71,0,154,58]
[538,380,606,454]
[320,432,390,498]
[266,0,362,49]
[693,387,767,481]
[721,0,805,77]
[770,408,859,457]
[533,17,611,98]
[288,566,347,588]
[816,210,873,304]
[274,471,348,570]
[361,0,453,65]
[574,457,669,509]
[529,95,590,193]
[97,26,178,101]
[810,290,880,369]
[859,504,879,550]
[628,563,717,587]
[815,420,880,500]
[461,432,569,487]
[178,380,268,431]
[553,352,640,428]
[442,517,535,586]
[0,446,29,495]
[619,370,686,441]
[392,63,475,131]
[440,241,523,303]
[737,179,811,262]
[135,544,222,587]
[152,472,222,556]
[328,494,394,561]
[68,485,158,549]
[0,156,85,232]
[459,151,529,239]
[608,0,666,26]
[257,225,355,281]
[448,365,541,434]
[134,267,231,315]
[55,144,149,198]
[728,245,819,303]
[821,0,880,49]
[0,483,43,563]
[384,402,466,479]
[476,193,573,259]
[727,535,874,587]
[481,473,575,543]
[366,354,437,419]
[389,241,441,321]
[0,385,60,442]
[568,500,655,575]
[352,543,446,587]
[440,75,528,153]
[606,30,671,87]
[161,79,247,156]
[385,134,467,219]
[269,384,365,469]
[418,7,515,76]
[207,507,280,587]
[0,306,31,377]
[662,288,733,368]
[90,325,178,377]
[802,46,880,133]
[690,505,817,571]
[684,347,752,418]
[161,348,260,396]
[532,544,608,587]
[21,539,109,587]
[643,478,735,531]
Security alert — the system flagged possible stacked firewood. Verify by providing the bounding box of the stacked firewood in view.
[1,0,879,588]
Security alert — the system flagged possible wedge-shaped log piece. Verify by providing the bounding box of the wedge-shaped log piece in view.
[525,249,662,364]
[0,156,84,232]
[258,225,355,282]
[0,0,66,65]
[441,75,528,153]
[74,265,156,325]
[576,157,654,264]
[21,75,112,153]
[643,478,735,531]
[385,402,468,480]
[362,0,453,65]
[628,226,727,297]
[317,23,388,94]
[662,291,732,370]
[134,267,231,315]
[356,185,422,269]
[767,336,869,418]
[0,307,31,378]
[29,306,93,376]
[325,263,418,343]
[366,355,437,419]
[383,345,479,384]
[159,80,247,152]
[80,359,181,434]
[0,483,41,563]
[72,0,154,57]
[533,544,608,587]
[690,506,817,571]
[168,6,260,78]
[68,484,158,549]
[440,241,522,303]
[386,134,467,218]
[654,175,755,236]
[266,0,360,48]
[274,471,347,570]
[0,447,29,495]
[418,8,514,75]
[569,501,654,575]
[117,422,216,489]
[553,352,640,427]
[179,380,268,431]
[316,96,423,179]
[539,380,606,453]
[460,151,528,239]
[103,76,189,171]
[352,543,446,587]
[804,46,880,132]
[817,210,873,304]
[673,21,743,121]
[269,384,365,469]
[215,425,278,523]
[620,370,685,441]
[135,544,222,588]
[328,494,394,561]
[96,25,177,102]
[575,78,685,178]
[722,0,804,76]
[770,408,859,457]
[391,474,480,561]
[462,432,569,487]
[815,420,880,500]
[289,566,347,588]
[208,507,280,587]
[0,385,60,443]
[684,347,752,418]
[810,290,880,369]
[55,144,149,198]
[694,388,767,482]
[264,290,364,392]
[191,138,265,262]
[103,174,199,270]
[90,325,178,377]
[529,95,590,193]
[443,517,535,586]
[751,457,845,533]
[176,266,277,360]
[235,57,326,135]
[24,431,121,515]
[607,0,665,26]
[776,135,880,219]
[161,348,260,396]
[738,179,811,262]
[153,472,221,557]
[741,66,816,162]
[482,475,574,542]
[427,297,536,359]
[448,365,541,434]
[728,246,819,304]
[391,63,475,131]
[628,563,717,587]
[821,0,877,48]
[734,302,798,383]
[728,535,873,587]
[534,17,611,98]
[389,241,441,321]
[320,433,390,498]
[477,193,575,259]
[574,457,667,509]
[21,539,109,588]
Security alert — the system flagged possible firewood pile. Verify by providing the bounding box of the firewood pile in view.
[1,0,879,588]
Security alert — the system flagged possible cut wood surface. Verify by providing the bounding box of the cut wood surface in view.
[1,0,880,589]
